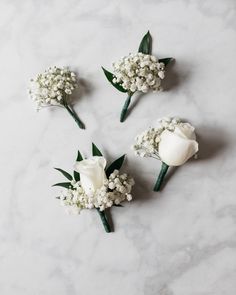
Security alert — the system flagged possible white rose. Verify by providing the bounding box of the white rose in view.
[158,123,199,166]
[74,156,107,194]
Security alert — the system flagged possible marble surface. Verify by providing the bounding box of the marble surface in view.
[1,0,236,294]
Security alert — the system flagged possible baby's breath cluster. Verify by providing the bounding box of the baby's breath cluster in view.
[29,66,78,109]
[132,117,181,158]
[59,170,135,214]
[112,53,165,93]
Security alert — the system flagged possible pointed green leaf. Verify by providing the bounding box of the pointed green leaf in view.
[76,150,83,162]
[159,58,173,66]
[73,171,80,182]
[73,149,83,182]
[138,31,152,54]
[106,154,126,177]
[92,143,103,157]
[102,67,127,93]
[54,168,73,181]
[52,182,72,189]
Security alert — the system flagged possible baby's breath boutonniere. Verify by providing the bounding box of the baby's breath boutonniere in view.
[29,66,85,129]
[53,143,135,233]
[102,31,173,122]
[132,117,199,191]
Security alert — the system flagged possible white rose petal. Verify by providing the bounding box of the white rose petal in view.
[174,123,196,140]
[74,156,107,194]
[159,129,199,166]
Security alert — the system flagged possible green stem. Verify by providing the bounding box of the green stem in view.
[153,162,169,192]
[64,103,85,129]
[120,93,133,122]
[96,209,111,233]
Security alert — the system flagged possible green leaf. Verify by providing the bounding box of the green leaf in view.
[92,143,103,157]
[54,168,73,181]
[52,182,72,189]
[102,67,127,93]
[76,150,83,162]
[106,154,126,177]
[138,31,152,54]
[159,58,173,66]
[73,149,83,182]
[73,171,80,182]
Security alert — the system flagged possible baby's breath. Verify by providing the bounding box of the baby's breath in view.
[59,170,135,214]
[112,53,165,93]
[29,66,85,129]
[29,66,78,109]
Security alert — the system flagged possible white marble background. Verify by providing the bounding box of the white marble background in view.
[1,0,236,294]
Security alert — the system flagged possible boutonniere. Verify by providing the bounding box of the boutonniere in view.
[53,143,135,233]
[132,117,199,191]
[29,66,85,129]
[102,31,173,122]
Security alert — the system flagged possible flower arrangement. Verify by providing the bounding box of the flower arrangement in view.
[53,143,135,232]
[29,66,85,129]
[102,31,173,122]
[132,117,199,191]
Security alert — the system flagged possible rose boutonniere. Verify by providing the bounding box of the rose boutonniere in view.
[53,143,135,233]
[29,66,85,129]
[102,31,173,122]
[132,117,199,191]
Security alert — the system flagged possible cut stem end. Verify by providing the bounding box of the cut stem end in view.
[96,209,111,233]
[153,162,169,192]
[64,103,85,129]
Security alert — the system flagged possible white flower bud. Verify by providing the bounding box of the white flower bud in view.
[108,182,115,190]
[158,71,165,79]
[127,194,132,201]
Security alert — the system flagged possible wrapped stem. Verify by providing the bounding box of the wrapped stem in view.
[96,209,111,233]
[120,93,133,122]
[153,162,169,192]
[64,103,85,129]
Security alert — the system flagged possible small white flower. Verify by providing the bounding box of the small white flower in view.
[158,71,165,79]
[100,205,105,211]
[108,182,115,190]
[126,194,132,201]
